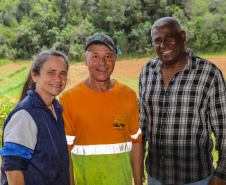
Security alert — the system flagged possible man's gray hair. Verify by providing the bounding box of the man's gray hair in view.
[151,17,183,38]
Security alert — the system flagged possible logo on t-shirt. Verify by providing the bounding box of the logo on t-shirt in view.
[113,114,126,129]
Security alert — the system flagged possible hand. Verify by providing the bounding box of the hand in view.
[208,176,226,185]
[141,162,146,183]
[142,173,146,183]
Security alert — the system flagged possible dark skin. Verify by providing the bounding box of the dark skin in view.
[150,24,226,185]
[152,24,188,88]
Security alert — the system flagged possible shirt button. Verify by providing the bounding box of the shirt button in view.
[161,156,164,159]
[161,125,165,129]
[165,92,170,96]
[160,141,164,145]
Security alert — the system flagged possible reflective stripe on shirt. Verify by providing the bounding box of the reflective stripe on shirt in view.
[71,141,132,155]
[66,135,75,145]
[131,128,142,139]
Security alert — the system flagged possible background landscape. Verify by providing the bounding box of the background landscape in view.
[0,0,225,184]
[0,0,225,61]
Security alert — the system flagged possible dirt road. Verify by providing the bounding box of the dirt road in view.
[66,57,226,90]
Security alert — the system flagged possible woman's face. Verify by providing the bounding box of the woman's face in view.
[31,56,68,103]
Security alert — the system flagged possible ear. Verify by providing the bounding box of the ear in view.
[83,54,88,66]
[181,31,186,42]
[115,55,118,61]
[31,71,38,83]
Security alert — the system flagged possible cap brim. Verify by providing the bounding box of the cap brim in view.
[84,41,116,53]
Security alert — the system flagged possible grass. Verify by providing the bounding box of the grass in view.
[7,65,27,78]
[198,51,226,58]
[114,77,139,94]
[0,66,25,80]
[0,70,28,96]
[0,59,13,66]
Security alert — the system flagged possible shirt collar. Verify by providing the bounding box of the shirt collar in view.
[27,90,62,111]
[154,48,197,74]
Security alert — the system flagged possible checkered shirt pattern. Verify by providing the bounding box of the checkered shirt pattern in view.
[139,49,226,185]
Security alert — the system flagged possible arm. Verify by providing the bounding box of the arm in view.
[69,152,75,185]
[141,150,146,183]
[208,176,226,185]
[6,170,25,185]
[138,73,148,183]
[209,70,226,182]
[0,110,37,184]
[131,142,143,185]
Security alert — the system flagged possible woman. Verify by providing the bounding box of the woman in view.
[0,50,70,185]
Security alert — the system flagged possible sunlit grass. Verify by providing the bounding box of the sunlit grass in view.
[198,51,226,58]
[0,70,28,96]
[114,77,139,94]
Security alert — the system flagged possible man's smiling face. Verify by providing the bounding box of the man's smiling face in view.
[152,24,186,65]
[84,44,116,84]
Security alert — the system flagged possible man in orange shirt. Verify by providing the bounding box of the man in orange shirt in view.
[60,33,143,185]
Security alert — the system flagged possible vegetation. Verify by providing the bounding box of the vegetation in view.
[0,0,225,61]
[0,94,18,144]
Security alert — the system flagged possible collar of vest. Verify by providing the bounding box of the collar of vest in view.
[27,90,62,111]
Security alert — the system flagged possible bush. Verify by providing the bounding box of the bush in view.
[0,95,18,146]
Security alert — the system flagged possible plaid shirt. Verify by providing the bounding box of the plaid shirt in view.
[139,49,226,185]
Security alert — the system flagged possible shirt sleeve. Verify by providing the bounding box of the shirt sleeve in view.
[138,68,149,156]
[0,109,37,171]
[209,69,226,181]
[59,93,76,152]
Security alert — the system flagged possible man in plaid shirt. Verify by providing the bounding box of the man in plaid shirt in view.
[139,17,226,185]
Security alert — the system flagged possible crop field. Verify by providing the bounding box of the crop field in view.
[0,56,225,184]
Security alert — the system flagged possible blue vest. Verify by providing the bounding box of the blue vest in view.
[1,90,70,185]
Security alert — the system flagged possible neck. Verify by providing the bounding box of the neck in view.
[35,90,54,109]
[83,78,115,93]
[48,103,54,112]
[162,52,189,72]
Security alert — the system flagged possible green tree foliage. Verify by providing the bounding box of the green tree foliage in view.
[0,0,225,61]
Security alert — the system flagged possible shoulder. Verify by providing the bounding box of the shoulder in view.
[193,55,222,74]
[3,109,38,150]
[187,49,219,72]
[140,58,160,75]
[142,58,159,70]
[4,109,37,133]
[7,109,35,125]
[8,97,32,119]
[116,81,137,97]
[60,82,83,99]
[194,55,216,66]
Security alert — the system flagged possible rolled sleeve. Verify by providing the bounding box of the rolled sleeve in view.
[1,156,30,171]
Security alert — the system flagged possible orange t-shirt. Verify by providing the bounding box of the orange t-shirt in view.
[59,80,142,152]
